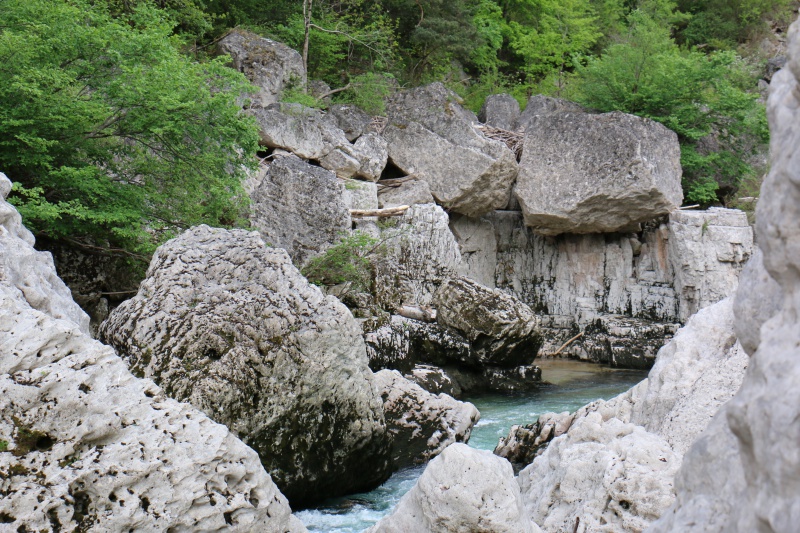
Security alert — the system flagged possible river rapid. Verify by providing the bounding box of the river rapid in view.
[297,359,648,532]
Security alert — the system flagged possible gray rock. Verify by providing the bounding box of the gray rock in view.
[374,370,479,469]
[251,104,350,161]
[514,111,683,235]
[249,154,351,265]
[0,173,90,334]
[733,249,782,355]
[100,226,391,505]
[308,79,332,102]
[368,444,537,533]
[514,94,586,132]
[650,16,800,531]
[668,208,753,321]
[405,364,462,397]
[372,204,461,309]
[433,277,542,367]
[0,191,304,532]
[343,179,378,210]
[324,103,372,142]
[217,29,306,109]
[319,146,361,178]
[383,83,519,217]
[353,132,389,181]
[479,93,520,130]
[450,213,497,288]
[377,178,435,208]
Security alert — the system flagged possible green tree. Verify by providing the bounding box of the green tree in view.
[0,0,259,260]
[575,10,768,204]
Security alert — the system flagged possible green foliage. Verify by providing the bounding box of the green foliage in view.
[574,9,768,204]
[336,72,396,115]
[281,87,326,109]
[301,231,378,293]
[676,0,792,47]
[0,440,8,453]
[0,0,259,260]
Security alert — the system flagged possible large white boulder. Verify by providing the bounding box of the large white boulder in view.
[100,225,391,505]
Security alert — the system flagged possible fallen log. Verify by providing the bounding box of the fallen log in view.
[396,305,437,323]
[350,205,410,218]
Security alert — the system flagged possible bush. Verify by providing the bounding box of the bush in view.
[301,232,378,294]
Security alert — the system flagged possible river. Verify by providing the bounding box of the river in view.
[297,359,648,532]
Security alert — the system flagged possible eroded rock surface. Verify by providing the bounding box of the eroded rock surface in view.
[368,444,536,533]
[374,370,479,469]
[377,178,435,208]
[0,180,305,532]
[217,29,306,109]
[433,277,542,367]
[650,16,800,531]
[732,248,782,355]
[100,226,391,505]
[515,94,586,132]
[249,154,351,265]
[383,83,518,217]
[479,93,520,131]
[514,111,683,235]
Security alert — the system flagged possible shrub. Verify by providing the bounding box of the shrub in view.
[301,232,379,294]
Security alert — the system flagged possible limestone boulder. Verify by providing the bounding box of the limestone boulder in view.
[514,111,683,235]
[433,277,542,367]
[0,184,304,532]
[374,370,479,469]
[383,83,519,217]
[479,93,520,130]
[668,207,753,321]
[324,103,372,142]
[368,444,537,533]
[518,413,681,532]
[343,179,378,210]
[0,173,89,334]
[404,364,461,397]
[650,16,800,531]
[372,204,461,309]
[250,103,349,161]
[217,29,305,109]
[733,248,782,355]
[514,94,586,132]
[377,178,435,208]
[353,132,389,181]
[249,154,351,265]
[100,226,391,505]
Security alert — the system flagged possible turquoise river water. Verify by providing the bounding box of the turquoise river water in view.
[297,359,648,532]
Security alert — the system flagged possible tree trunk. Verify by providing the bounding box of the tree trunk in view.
[302,0,313,76]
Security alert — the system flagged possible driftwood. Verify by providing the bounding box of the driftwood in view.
[474,124,524,158]
[376,175,419,189]
[397,305,437,323]
[552,332,584,356]
[350,205,410,218]
[679,204,701,210]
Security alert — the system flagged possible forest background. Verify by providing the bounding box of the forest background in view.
[0,0,794,263]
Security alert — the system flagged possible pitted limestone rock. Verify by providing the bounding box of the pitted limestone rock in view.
[479,93,520,131]
[100,225,391,505]
[374,370,479,469]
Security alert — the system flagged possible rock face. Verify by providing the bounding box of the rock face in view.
[479,93,520,130]
[452,209,752,366]
[372,203,461,309]
[324,103,372,142]
[383,83,519,217]
[368,444,536,533]
[514,111,683,235]
[650,16,800,531]
[373,370,479,469]
[100,226,391,505]
[514,94,586,132]
[0,178,305,532]
[249,154,351,265]
[433,277,542,367]
[217,29,306,109]
[509,298,747,531]
[732,248,782,355]
[377,177,435,208]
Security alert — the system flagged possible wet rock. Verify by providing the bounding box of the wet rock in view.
[100,226,391,506]
[374,370,479,469]
[479,93,520,131]
[368,444,537,533]
[433,277,542,367]
[216,29,306,109]
[514,111,683,235]
[249,154,350,265]
[0,184,305,532]
[383,83,518,217]
[377,178,435,208]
